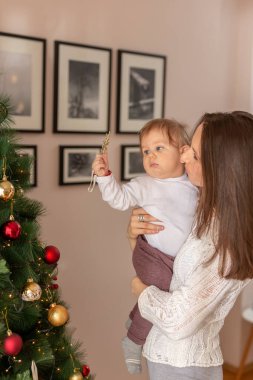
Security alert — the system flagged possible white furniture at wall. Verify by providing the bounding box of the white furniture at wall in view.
[235,307,253,380]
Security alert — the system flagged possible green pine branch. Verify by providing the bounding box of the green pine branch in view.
[0,96,92,378]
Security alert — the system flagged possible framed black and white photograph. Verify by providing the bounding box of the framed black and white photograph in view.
[59,145,100,185]
[116,50,166,134]
[54,41,112,134]
[18,145,37,187]
[121,145,145,181]
[0,32,46,132]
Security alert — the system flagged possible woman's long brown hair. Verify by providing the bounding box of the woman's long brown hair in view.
[195,111,253,280]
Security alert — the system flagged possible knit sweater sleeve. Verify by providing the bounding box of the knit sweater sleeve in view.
[138,250,245,341]
[96,174,144,210]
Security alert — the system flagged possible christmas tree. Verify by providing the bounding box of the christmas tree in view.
[0,97,92,380]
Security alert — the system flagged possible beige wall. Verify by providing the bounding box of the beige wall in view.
[1,0,253,378]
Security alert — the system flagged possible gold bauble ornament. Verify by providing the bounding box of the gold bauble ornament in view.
[0,175,15,201]
[48,303,69,326]
[69,371,83,380]
[21,278,42,301]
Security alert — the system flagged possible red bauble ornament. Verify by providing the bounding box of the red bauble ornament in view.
[44,245,60,264]
[82,365,90,377]
[4,333,23,356]
[2,220,21,240]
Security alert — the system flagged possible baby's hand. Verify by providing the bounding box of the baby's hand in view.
[92,153,110,176]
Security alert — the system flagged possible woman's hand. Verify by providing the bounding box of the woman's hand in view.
[127,207,164,250]
[131,276,148,298]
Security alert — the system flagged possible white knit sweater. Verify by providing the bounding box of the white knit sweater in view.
[138,230,251,367]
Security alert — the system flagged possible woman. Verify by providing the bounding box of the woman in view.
[128,112,253,380]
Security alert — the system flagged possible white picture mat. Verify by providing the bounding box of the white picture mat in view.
[120,53,165,133]
[0,35,44,131]
[124,146,145,180]
[57,44,110,132]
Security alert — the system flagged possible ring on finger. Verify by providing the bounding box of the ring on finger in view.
[138,214,145,222]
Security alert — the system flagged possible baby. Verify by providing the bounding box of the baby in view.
[92,118,198,374]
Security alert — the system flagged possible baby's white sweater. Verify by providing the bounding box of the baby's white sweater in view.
[138,230,251,367]
[96,173,198,256]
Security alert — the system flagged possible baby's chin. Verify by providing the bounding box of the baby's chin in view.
[146,169,185,179]
[146,170,170,179]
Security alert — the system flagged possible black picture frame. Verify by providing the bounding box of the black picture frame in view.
[121,145,145,181]
[53,40,112,134]
[116,49,166,134]
[0,32,46,132]
[59,145,101,185]
[18,145,37,187]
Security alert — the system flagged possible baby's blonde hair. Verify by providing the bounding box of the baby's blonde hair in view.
[139,118,189,148]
